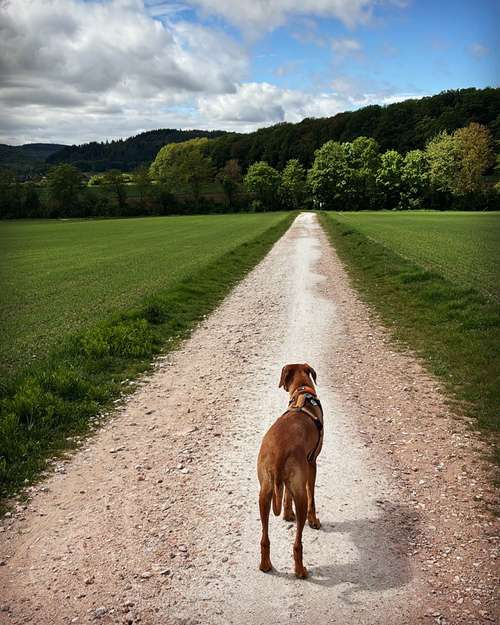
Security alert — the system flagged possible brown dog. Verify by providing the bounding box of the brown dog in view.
[257,363,324,578]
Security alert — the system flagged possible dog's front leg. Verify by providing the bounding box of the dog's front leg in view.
[283,486,295,522]
[306,462,321,529]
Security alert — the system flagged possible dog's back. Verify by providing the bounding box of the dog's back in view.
[258,414,314,515]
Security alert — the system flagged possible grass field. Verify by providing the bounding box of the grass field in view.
[0,214,288,378]
[0,212,295,497]
[320,211,500,465]
[329,212,500,300]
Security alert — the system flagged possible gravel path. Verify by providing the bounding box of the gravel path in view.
[0,213,497,625]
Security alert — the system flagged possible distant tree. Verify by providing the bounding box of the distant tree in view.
[0,170,18,218]
[376,150,404,209]
[132,166,153,212]
[103,169,127,211]
[279,159,307,209]
[453,123,494,194]
[307,141,349,210]
[243,161,281,211]
[151,138,214,207]
[344,136,380,209]
[22,182,41,217]
[216,159,242,208]
[46,164,83,216]
[426,130,459,194]
[400,149,430,209]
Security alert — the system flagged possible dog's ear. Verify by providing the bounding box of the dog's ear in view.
[279,365,293,391]
[305,364,317,384]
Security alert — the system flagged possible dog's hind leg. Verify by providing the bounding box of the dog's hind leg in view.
[306,461,321,529]
[289,482,308,579]
[259,484,273,572]
[283,486,295,522]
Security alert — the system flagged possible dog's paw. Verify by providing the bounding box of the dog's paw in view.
[308,517,321,530]
[295,566,308,579]
[259,561,273,573]
[283,511,296,522]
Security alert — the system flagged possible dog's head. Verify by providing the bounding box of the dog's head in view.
[279,363,317,393]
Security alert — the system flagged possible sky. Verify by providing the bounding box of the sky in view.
[0,0,498,145]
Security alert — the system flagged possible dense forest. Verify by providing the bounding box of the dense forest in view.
[206,88,500,170]
[2,88,498,176]
[0,143,66,175]
[46,129,227,172]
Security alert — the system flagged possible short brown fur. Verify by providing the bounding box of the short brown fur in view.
[257,363,323,578]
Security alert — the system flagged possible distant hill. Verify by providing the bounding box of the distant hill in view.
[0,143,67,174]
[46,129,228,172]
[206,87,500,170]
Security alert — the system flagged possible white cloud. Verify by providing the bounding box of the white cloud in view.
[197,83,343,129]
[197,81,422,132]
[330,75,424,106]
[188,0,400,35]
[331,37,363,61]
[0,0,247,143]
[273,60,302,77]
[0,0,416,145]
[469,42,490,59]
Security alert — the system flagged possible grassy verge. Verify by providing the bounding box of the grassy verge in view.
[324,211,500,300]
[0,213,295,377]
[0,212,296,498]
[319,212,500,465]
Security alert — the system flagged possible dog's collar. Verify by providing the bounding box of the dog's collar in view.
[289,386,317,406]
[288,386,322,412]
[290,385,317,399]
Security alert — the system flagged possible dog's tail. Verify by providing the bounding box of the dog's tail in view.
[272,476,284,516]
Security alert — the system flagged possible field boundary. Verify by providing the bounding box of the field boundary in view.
[319,212,500,468]
[0,212,297,499]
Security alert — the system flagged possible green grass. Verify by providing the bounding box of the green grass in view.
[327,211,500,300]
[0,214,288,378]
[319,211,500,466]
[0,212,295,497]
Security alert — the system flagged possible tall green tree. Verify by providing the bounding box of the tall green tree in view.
[279,159,307,209]
[150,138,214,207]
[376,150,404,209]
[243,161,281,211]
[426,130,459,194]
[216,159,242,208]
[46,164,83,217]
[453,122,494,194]
[132,166,153,212]
[0,169,21,218]
[103,169,127,211]
[22,182,41,217]
[401,149,430,209]
[307,141,349,210]
[344,136,380,209]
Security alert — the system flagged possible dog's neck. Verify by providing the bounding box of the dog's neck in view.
[288,383,317,399]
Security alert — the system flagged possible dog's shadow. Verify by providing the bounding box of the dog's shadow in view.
[302,502,418,601]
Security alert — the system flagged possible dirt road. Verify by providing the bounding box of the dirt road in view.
[1,213,498,625]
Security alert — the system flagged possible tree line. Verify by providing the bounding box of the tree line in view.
[8,87,497,177]
[46,129,227,173]
[206,88,500,171]
[1,121,497,219]
[241,122,497,212]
